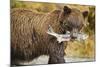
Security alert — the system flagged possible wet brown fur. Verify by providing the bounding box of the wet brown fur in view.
[11,7,87,65]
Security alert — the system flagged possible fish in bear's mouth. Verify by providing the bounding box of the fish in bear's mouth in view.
[47,25,88,43]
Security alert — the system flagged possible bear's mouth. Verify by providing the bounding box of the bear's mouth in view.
[47,25,88,43]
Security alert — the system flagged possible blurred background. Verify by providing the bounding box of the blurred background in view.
[11,0,95,62]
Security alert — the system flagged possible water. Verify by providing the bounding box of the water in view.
[17,55,94,65]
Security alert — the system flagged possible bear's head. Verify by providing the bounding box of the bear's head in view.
[59,6,88,39]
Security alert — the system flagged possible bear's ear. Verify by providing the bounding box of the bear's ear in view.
[63,6,71,14]
[82,11,88,18]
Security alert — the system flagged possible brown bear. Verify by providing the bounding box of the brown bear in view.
[11,6,88,65]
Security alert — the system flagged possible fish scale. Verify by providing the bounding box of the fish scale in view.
[47,25,88,43]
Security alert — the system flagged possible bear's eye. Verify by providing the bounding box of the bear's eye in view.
[66,25,72,31]
[60,21,63,24]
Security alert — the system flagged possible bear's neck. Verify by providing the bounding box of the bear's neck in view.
[31,10,64,36]
[47,10,64,34]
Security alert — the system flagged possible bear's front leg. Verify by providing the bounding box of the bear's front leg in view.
[48,42,65,64]
[48,54,65,64]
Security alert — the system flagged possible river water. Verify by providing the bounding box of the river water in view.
[15,55,94,65]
